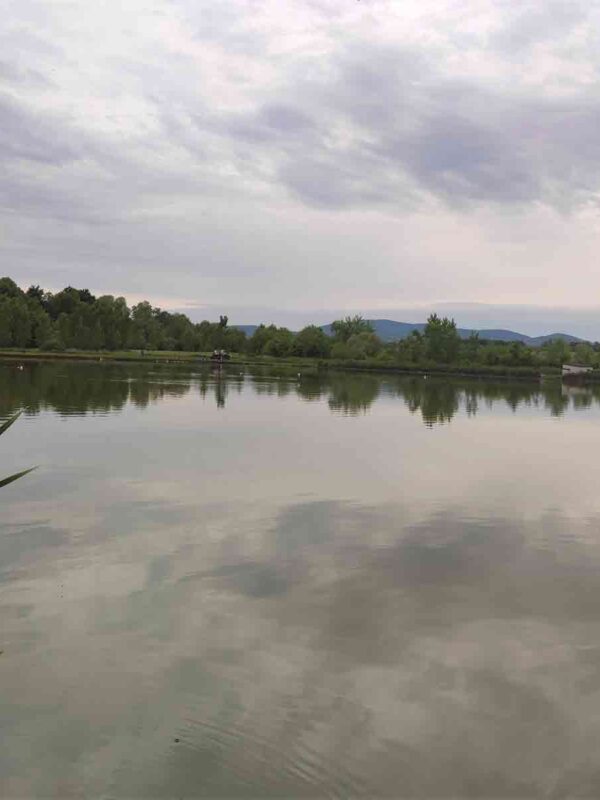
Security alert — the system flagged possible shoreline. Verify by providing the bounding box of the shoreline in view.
[0,348,570,381]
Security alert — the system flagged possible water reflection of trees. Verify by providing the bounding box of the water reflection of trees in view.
[0,361,255,418]
[398,377,459,426]
[291,372,594,425]
[326,374,381,416]
[2,361,600,426]
[389,376,576,426]
[295,373,600,425]
[0,362,197,417]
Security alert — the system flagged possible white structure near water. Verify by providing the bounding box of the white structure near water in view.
[562,364,593,377]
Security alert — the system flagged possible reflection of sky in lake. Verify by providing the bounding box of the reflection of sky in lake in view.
[3,362,600,797]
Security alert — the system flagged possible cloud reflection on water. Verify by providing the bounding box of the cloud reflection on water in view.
[3,363,600,795]
[3,492,600,796]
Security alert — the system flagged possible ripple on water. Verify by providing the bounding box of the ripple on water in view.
[175,712,368,798]
[109,698,368,798]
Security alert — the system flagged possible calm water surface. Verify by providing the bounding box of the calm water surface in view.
[2,361,600,797]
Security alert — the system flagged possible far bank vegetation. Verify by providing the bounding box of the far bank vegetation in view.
[0,277,597,372]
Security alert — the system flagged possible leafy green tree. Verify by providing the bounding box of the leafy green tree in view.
[248,325,277,355]
[194,320,215,352]
[331,331,381,360]
[96,295,130,350]
[481,343,504,366]
[26,285,45,305]
[331,315,374,342]
[508,341,533,366]
[222,327,247,353]
[77,288,96,305]
[52,298,99,349]
[73,302,101,349]
[424,314,460,362]
[129,302,160,351]
[46,287,80,320]
[39,332,64,352]
[263,329,294,357]
[395,331,425,363]
[346,331,381,359]
[543,338,571,367]
[293,325,331,357]
[330,341,352,359]
[0,277,244,354]
[463,332,481,362]
[162,312,196,351]
[0,302,11,346]
[7,296,31,347]
[248,325,291,356]
[0,277,23,298]
[574,342,595,366]
[29,301,52,347]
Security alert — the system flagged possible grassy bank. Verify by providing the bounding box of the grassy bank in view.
[0,348,200,363]
[0,347,572,381]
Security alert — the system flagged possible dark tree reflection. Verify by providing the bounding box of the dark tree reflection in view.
[1,361,600,426]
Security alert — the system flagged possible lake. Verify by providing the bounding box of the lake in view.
[2,360,600,797]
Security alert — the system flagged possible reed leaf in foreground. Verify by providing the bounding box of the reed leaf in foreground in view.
[0,467,37,489]
[1,411,37,489]
[0,411,22,436]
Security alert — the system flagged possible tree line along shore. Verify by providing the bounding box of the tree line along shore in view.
[1,277,598,377]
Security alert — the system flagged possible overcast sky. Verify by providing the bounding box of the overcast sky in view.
[3,0,600,335]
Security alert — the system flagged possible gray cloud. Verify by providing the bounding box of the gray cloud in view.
[280,153,404,209]
[391,113,538,205]
[144,24,600,217]
[491,0,591,53]
[0,93,80,166]
[3,0,600,317]
[215,39,600,211]
[0,59,52,88]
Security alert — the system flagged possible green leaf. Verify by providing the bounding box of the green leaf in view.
[1,411,36,490]
[0,411,22,437]
[0,466,37,489]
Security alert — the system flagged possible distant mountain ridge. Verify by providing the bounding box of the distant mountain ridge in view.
[327,320,585,346]
[235,320,585,346]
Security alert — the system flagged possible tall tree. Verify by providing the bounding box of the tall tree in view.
[423,314,460,362]
[129,302,160,351]
[331,315,374,342]
[0,277,23,298]
[293,325,331,358]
